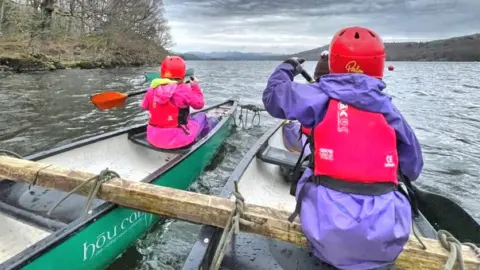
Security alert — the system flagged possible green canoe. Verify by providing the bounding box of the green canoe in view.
[0,100,237,270]
[144,68,195,83]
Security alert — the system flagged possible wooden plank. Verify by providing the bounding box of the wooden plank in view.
[0,156,478,269]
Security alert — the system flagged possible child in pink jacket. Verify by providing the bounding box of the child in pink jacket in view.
[140,56,216,149]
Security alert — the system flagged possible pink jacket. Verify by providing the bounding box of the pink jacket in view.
[141,82,205,149]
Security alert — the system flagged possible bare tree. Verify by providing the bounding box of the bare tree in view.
[1,0,173,67]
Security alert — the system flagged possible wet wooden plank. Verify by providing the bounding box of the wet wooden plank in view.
[0,156,478,270]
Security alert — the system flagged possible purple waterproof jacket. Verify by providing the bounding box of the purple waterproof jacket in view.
[262,63,424,270]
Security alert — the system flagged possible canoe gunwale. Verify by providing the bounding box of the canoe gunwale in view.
[1,99,238,270]
[182,121,284,270]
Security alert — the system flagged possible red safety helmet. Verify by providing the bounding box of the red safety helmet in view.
[160,56,186,79]
[329,26,386,79]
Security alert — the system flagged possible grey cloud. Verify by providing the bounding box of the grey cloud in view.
[163,0,480,52]
[169,0,466,17]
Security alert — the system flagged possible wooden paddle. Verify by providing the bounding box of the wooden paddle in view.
[296,62,480,243]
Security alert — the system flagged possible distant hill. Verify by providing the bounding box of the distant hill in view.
[174,34,480,62]
[287,33,480,61]
[180,51,282,60]
[177,53,203,60]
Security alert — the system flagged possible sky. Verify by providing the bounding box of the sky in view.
[162,0,480,54]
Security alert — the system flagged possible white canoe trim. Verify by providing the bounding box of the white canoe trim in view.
[236,127,296,213]
[0,104,233,264]
[0,215,50,264]
[39,133,176,182]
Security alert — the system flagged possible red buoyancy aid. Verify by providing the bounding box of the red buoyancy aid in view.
[149,98,188,128]
[312,99,399,186]
[288,99,403,222]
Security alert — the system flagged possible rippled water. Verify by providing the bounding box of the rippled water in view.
[1,61,479,269]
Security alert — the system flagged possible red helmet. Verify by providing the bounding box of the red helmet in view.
[160,56,186,79]
[328,26,386,78]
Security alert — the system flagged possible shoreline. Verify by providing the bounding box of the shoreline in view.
[0,35,167,73]
[0,53,156,73]
[1,54,479,74]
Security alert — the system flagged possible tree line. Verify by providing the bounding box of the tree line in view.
[0,0,173,69]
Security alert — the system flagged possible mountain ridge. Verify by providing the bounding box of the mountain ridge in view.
[287,33,480,61]
[179,51,279,60]
[176,33,480,62]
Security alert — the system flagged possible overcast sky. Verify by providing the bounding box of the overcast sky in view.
[163,0,479,54]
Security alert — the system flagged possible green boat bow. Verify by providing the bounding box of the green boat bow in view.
[144,68,195,83]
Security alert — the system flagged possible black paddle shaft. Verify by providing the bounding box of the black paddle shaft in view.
[127,73,196,99]
[300,69,314,83]
[127,89,148,98]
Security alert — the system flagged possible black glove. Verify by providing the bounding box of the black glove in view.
[283,57,306,77]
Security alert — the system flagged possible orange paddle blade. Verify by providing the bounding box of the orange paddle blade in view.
[90,91,129,110]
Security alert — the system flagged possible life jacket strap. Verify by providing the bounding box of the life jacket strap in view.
[179,124,190,135]
[289,138,311,196]
[397,173,420,217]
[288,179,308,222]
[288,175,397,223]
[178,108,190,125]
[313,175,397,196]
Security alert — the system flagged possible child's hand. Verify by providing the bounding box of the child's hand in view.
[190,76,199,82]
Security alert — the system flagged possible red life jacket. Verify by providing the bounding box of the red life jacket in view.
[287,99,402,221]
[149,98,189,128]
[310,99,399,194]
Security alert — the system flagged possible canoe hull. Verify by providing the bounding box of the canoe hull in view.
[3,101,235,270]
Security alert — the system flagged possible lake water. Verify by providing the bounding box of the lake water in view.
[1,61,479,269]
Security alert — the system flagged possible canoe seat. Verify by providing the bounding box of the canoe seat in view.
[128,131,191,153]
[0,180,103,230]
[257,146,305,169]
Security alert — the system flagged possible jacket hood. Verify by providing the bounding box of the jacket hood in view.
[151,79,177,104]
[317,73,391,111]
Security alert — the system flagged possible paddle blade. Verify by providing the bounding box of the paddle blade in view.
[90,91,129,110]
[413,185,480,244]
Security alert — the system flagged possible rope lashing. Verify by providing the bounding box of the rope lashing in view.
[0,150,45,191]
[210,181,254,270]
[438,230,480,270]
[234,103,266,129]
[239,104,265,112]
[0,149,22,159]
[48,168,120,218]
